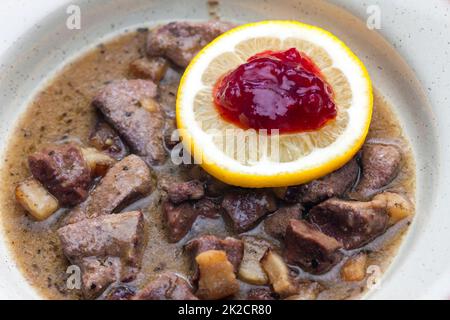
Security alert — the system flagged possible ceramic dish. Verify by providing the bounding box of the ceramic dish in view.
[0,0,448,299]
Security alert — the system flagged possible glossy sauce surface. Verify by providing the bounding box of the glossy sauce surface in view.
[213,48,336,133]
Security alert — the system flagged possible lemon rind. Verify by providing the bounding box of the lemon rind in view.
[176,20,373,188]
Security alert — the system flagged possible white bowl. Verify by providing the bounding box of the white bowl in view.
[0,0,449,299]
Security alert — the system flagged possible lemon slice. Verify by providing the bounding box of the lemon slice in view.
[176,20,373,187]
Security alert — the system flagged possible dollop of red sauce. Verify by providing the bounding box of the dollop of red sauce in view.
[213,48,336,134]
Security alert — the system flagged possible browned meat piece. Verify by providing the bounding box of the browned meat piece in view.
[103,285,136,300]
[80,256,122,299]
[57,211,145,298]
[28,143,91,206]
[146,21,234,67]
[309,198,389,249]
[133,272,198,300]
[63,155,152,225]
[163,201,198,243]
[93,79,166,165]
[167,180,205,204]
[163,118,179,150]
[185,235,244,273]
[205,176,231,197]
[246,288,276,300]
[158,82,179,117]
[283,157,359,205]
[129,57,169,82]
[285,219,343,275]
[354,144,402,198]
[186,167,232,197]
[222,190,277,232]
[194,198,222,218]
[58,211,144,266]
[264,204,303,239]
[89,119,129,160]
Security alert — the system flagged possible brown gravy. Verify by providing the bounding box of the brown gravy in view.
[0,29,415,300]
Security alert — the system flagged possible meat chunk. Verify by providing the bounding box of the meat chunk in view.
[354,144,402,198]
[146,21,234,67]
[284,219,343,275]
[185,235,244,273]
[89,119,129,160]
[158,82,178,117]
[93,79,166,165]
[283,157,359,205]
[193,198,222,218]
[246,288,276,300]
[309,198,389,249]
[133,272,198,300]
[79,256,122,299]
[28,143,91,206]
[63,155,152,225]
[205,175,231,197]
[167,180,205,204]
[264,204,303,239]
[129,57,169,82]
[163,201,198,243]
[163,118,179,150]
[58,211,144,266]
[222,190,277,232]
[103,285,136,300]
[57,211,145,298]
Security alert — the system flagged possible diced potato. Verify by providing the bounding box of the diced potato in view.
[139,98,160,113]
[340,253,368,282]
[284,281,321,300]
[15,178,59,221]
[373,192,413,225]
[238,237,270,285]
[196,250,239,300]
[129,57,168,82]
[81,148,115,177]
[260,250,297,297]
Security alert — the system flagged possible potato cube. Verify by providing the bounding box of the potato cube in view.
[340,253,368,282]
[261,250,297,297]
[196,250,239,300]
[373,192,413,225]
[238,237,270,285]
[139,98,160,113]
[15,178,59,221]
[81,147,115,177]
[129,57,169,82]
